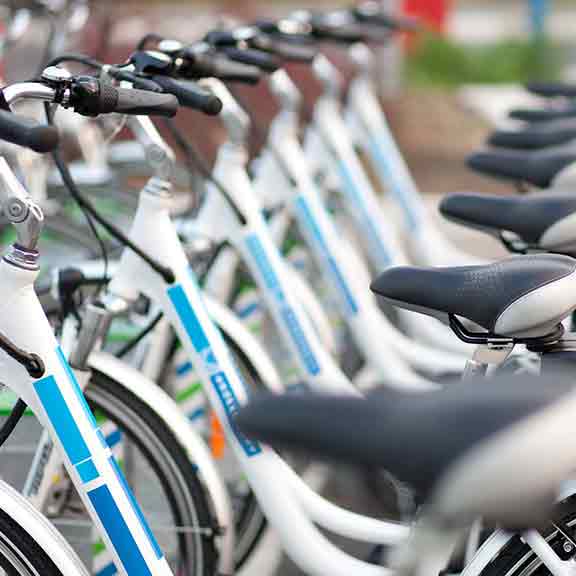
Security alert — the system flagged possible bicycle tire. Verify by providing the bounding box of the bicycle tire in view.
[478,495,576,576]
[0,506,64,575]
[54,370,218,576]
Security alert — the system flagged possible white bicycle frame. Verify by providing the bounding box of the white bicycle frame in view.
[251,70,466,381]
[342,45,481,267]
[0,154,173,575]
[296,53,471,359]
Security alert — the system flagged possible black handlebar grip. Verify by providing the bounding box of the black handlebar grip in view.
[220,47,280,73]
[150,76,222,116]
[114,88,178,117]
[0,109,59,153]
[312,23,368,44]
[353,6,420,31]
[252,36,317,63]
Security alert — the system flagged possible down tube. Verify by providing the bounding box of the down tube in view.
[22,330,172,575]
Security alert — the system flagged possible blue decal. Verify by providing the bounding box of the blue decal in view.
[368,134,419,231]
[96,564,118,576]
[77,458,99,484]
[167,285,210,353]
[88,484,152,576]
[96,564,117,576]
[34,376,91,465]
[245,235,321,376]
[295,196,359,317]
[211,371,261,456]
[56,347,99,430]
[189,407,206,421]
[336,161,394,266]
[105,429,122,450]
[169,281,262,456]
[237,301,260,319]
[109,456,163,560]
[176,361,193,376]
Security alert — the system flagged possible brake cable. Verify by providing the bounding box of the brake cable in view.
[0,332,47,449]
[161,117,248,226]
[43,98,176,285]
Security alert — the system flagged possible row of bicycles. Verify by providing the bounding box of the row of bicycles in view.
[2,1,576,575]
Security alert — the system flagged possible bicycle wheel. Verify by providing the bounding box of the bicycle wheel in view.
[46,370,217,576]
[0,507,64,575]
[479,496,576,576]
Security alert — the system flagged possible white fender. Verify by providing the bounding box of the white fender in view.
[0,480,89,576]
[87,351,236,576]
[204,296,285,393]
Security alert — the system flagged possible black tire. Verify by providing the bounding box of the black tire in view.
[0,507,64,575]
[479,496,576,576]
[53,370,218,576]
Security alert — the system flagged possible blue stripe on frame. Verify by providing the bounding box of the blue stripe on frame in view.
[167,285,210,353]
[88,484,152,576]
[56,347,99,430]
[95,563,118,576]
[105,429,122,449]
[295,196,359,317]
[34,376,90,466]
[77,458,99,484]
[109,456,163,560]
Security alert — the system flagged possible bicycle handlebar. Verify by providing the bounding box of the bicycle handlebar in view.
[69,76,178,117]
[181,50,262,84]
[219,46,280,73]
[0,109,59,152]
[352,3,420,31]
[251,35,317,63]
[2,78,178,118]
[149,76,222,115]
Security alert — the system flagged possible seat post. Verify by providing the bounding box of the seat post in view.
[462,343,515,379]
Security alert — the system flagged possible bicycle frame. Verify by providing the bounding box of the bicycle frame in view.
[251,71,466,381]
[343,45,480,267]
[22,344,236,576]
[100,107,428,576]
[0,212,172,575]
[296,53,472,359]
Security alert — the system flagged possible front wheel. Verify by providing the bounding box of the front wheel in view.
[0,506,65,575]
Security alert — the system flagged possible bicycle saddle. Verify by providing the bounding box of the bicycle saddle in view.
[440,193,576,255]
[371,254,576,338]
[509,105,576,124]
[489,119,576,150]
[526,81,576,99]
[236,376,576,527]
[466,148,576,188]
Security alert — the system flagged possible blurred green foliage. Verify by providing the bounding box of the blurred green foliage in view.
[406,34,562,86]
